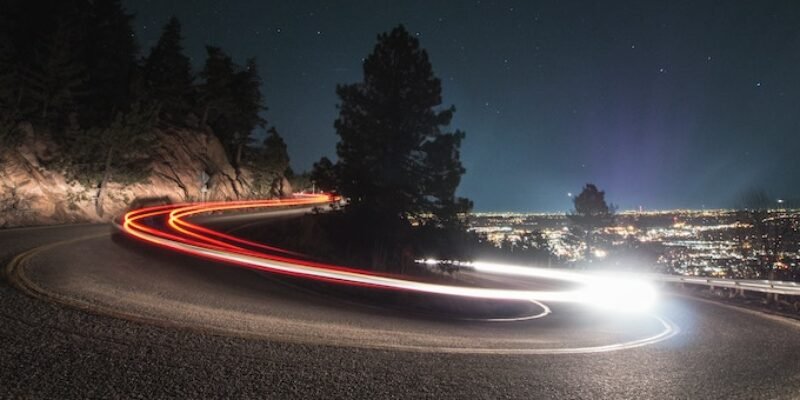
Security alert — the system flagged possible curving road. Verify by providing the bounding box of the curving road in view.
[2,206,800,398]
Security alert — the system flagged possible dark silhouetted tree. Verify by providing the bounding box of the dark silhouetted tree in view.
[23,16,86,124]
[198,46,236,127]
[0,8,18,108]
[420,130,473,226]
[260,127,289,173]
[0,9,22,145]
[198,47,265,167]
[1,0,138,129]
[572,184,613,217]
[310,156,338,192]
[1,0,72,124]
[247,127,289,197]
[142,17,193,122]
[568,183,616,263]
[333,25,469,226]
[229,58,267,167]
[80,0,138,125]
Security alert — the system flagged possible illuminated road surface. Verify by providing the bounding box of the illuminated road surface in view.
[1,200,800,398]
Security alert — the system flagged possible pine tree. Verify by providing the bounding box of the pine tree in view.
[1,0,136,128]
[311,157,338,192]
[572,184,613,218]
[229,58,266,167]
[333,25,469,225]
[23,16,87,124]
[0,8,21,145]
[142,16,193,122]
[260,127,289,173]
[1,0,85,125]
[198,47,265,167]
[237,59,267,127]
[81,0,138,125]
[1,0,42,121]
[0,9,17,108]
[198,46,236,126]
[248,127,289,197]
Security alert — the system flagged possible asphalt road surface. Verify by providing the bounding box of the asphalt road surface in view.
[2,217,800,399]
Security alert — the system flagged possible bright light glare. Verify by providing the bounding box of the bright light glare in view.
[578,276,658,313]
[472,260,659,313]
[419,259,659,313]
[593,249,607,258]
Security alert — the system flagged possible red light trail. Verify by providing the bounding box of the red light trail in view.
[114,194,679,352]
[119,194,659,312]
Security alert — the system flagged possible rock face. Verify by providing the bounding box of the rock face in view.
[0,124,290,228]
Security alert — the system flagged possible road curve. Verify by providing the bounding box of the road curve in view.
[2,209,800,398]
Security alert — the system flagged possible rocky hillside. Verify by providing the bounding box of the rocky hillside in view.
[0,124,290,228]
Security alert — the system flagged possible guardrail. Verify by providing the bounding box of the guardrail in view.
[657,275,800,297]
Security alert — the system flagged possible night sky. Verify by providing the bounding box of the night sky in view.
[124,0,800,212]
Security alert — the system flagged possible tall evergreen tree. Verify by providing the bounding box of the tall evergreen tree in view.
[2,0,48,122]
[0,33,21,146]
[1,0,137,129]
[198,47,265,167]
[81,0,138,125]
[142,16,193,122]
[198,46,236,127]
[2,0,89,126]
[23,16,87,123]
[0,8,21,144]
[260,127,289,173]
[0,8,17,109]
[228,58,266,166]
[333,25,469,226]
